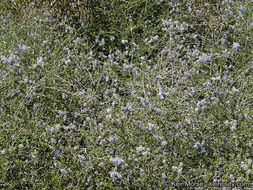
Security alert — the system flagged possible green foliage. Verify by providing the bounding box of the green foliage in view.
[0,0,252,189]
[0,0,23,13]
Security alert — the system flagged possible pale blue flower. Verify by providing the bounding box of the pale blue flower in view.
[62,93,67,99]
[126,102,133,111]
[232,42,240,49]
[232,86,239,92]
[167,145,173,152]
[8,54,17,64]
[58,110,64,116]
[18,44,27,51]
[51,138,56,144]
[24,76,29,83]
[131,88,136,98]
[222,137,228,147]
[136,146,145,153]
[193,142,206,152]
[210,97,218,101]
[110,171,122,181]
[224,120,230,126]
[19,66,25,74]
[60,168,68,175]
[140,56,146,60]
[110,156,124,166]
[197,98,206,106]
[46,126,54,132]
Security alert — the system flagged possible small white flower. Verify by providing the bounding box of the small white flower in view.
[78,155,85,160]
[231,120,237,132]
[246,169,251,175]
[66,25,72,31]
[177,167,182,174]
[24,76,28,83]
[121,40,128,44]
[241,162,248,170]
[32,153,37,159]
[172,166,177,171]
[37,57,43,64]
[190,87,195,95]
[99,38,105,46]
[110,36,115,41]
[140,56,146,61]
